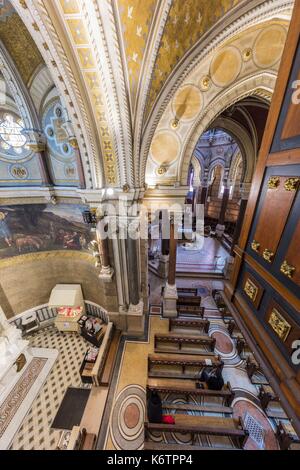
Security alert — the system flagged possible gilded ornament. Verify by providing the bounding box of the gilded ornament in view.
[284,177,300,192]
[201,76,211,90]
[263,248,274,263]
[171,118,179,129]
[244,279,258,302]
[156,166,167,176]
[268,176,280,189]
[251,240,260,252]
[268,308,291,342]
[280,260,295,279]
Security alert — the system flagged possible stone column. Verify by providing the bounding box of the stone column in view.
[216,181,230,237]
[69,138,86,189]
[163,215,178,318]
[231,183,251,255]
[126,220,144,333]
[96,219,113,280]
[158,210,170,278]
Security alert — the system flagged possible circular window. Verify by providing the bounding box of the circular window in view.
[0,114,26,148]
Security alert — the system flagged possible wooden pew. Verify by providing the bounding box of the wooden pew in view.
[148,353,223,380]
[169,318,210,334]
[154,332,216,354]
[177,306,205,318]
[276,421,300,450]
[147,378,235,406]
[177,296,201,307]
[144,442,241,451]
[245,357,269,385]
[258,384,279,410]
[144,415,248,449]
[177,287,198,296]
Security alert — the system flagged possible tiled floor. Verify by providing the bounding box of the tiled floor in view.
[10,326,90,450]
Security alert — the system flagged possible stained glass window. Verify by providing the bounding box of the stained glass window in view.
[0,113,26,148]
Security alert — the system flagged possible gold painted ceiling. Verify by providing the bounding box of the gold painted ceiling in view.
[116,0,157,109]
[145,0,241,119]
[0,1,43,85]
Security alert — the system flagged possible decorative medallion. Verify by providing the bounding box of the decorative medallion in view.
[200,75,211,91]
[210,46,242,88]
[268,308,291,342]
[253,25,287,69]
[284,177,300,192]
[280,260,295,279]
[244,278,258,302]
[10,164,28,179]
[263,248,274,263]
[156,166,167,176]
[150,131,180,166]
[172,85,202,121]
[242,48,252,62]
[268,176,280,189]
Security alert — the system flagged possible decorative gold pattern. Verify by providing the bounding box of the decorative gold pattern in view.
[268,176,280,189]
[244,278,258,302]
[200,75,211,91]
[117,0,157,105]
[146,0,241,117]
[268,308,291,342]
[284,177,300,192]
[263,248,274,263]
[280,260,296,279]
[0,13,43,84]
[251,240,260,252]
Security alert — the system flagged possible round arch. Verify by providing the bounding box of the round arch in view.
[179,72,276,185]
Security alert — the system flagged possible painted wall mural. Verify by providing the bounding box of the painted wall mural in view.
[42,99,80,187]
[0,204,93,259]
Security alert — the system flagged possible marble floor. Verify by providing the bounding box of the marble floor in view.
[104,278,288,450]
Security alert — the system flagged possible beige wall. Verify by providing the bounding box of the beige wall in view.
[0,250,118,319]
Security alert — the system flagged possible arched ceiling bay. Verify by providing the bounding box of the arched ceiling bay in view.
[0,1,43,86]
[144,0,242,120]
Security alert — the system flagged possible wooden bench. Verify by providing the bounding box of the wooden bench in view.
[276,421,300,450]
[177,306,205,318]
[154,333,215,354]
[169,318,210,334]
[145,415,248,449]
[99,329,121,386]
[161,402,233,415]
[147,378,235,406]
[177,296,201,307]
[148,353,223,380]
[177,288,199,297]
[144,442,241,451]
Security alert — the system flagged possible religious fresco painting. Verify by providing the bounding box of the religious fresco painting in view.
[0,204,92,258]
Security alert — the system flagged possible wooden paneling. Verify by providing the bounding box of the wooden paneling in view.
[282,218,300,286]
[267,148,300,166]
[252,176,297,261]
[281,72,300,140]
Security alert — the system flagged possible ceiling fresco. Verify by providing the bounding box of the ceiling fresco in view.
[116,0,158,109]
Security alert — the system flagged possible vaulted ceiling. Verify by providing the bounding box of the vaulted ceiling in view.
[0,0,295,193]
